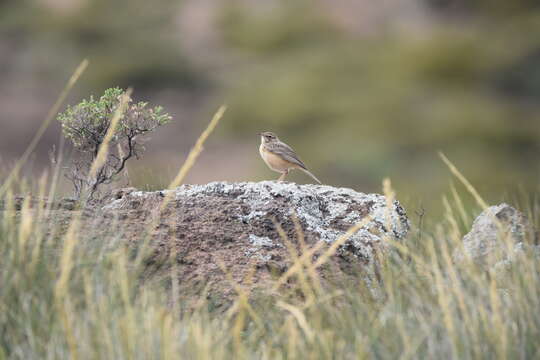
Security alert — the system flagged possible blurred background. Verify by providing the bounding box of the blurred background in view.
[1,0,539,214]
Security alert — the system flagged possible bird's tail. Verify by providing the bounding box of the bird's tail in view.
[300,168,322,184]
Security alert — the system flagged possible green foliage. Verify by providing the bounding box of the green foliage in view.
[57,88,171,198]
[57,87,171,149]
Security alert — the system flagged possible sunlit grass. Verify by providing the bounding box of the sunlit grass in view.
[2,162,539,359]
[1,104,539,359]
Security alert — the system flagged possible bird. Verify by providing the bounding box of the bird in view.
[258,131,322,184]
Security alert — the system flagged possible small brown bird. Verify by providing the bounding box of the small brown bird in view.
[259,132,322,184]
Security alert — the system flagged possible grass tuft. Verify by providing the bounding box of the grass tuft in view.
[0,115,538,359]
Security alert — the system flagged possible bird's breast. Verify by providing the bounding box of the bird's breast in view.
[259,145,293,172]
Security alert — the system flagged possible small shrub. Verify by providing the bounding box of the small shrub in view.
[57,87,171,199]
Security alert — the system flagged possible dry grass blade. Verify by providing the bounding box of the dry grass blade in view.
[215,259,263,330]
[450,183,470,228]
[272,219,317,300]
[272,216,372,291]
[439,152,511,249]
[0,59,88,196]
[277,301,314,342]
[271,240,327,292]
[55,217,81,300]
[292,214,323,294]
[311,216,372,269]
[168,105,226,188]
[125,105,227,295]
[159,105,226,211]
[439,152,488,210]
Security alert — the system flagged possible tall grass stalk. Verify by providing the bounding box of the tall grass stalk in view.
[160,105,227,211]
[0,59,88,196]
[0,135,538,359]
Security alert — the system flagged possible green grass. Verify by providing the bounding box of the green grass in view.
[1,77,538,358]
[1,166,539,359]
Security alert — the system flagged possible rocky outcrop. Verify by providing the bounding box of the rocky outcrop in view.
[453,203,539,272]
[100,181,409,299]
[2,181,409,302]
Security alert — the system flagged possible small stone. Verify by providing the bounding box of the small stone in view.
[454,203,536,270]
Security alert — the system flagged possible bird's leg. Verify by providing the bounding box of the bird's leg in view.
[278,169,288,181]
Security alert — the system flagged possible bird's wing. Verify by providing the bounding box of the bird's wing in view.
[267,142,307,169]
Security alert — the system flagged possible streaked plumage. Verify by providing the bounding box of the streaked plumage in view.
[259,132,321,184]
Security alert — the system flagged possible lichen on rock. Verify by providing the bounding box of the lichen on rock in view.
[104,181,408,258]
[3,181,410,303]
[453,203,539,272]
[99,181,409,299]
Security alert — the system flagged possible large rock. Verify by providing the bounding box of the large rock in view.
[1,182,409,302]
[453,203,538,271]
[101,181,409,299]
